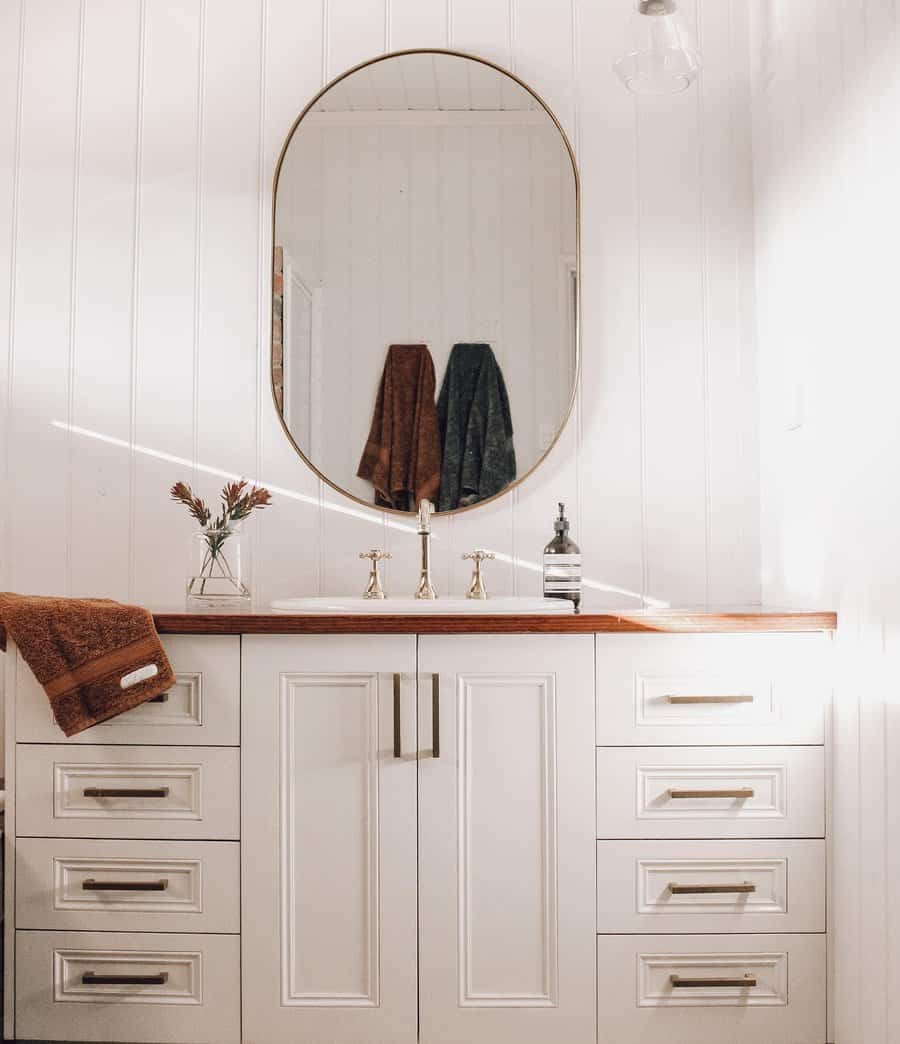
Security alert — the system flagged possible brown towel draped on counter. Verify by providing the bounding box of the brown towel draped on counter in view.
[356,344,441,511]
[0,593,175,737]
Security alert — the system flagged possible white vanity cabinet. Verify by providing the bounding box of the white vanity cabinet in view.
[3,617,831,1044]
[240,633,595,1044]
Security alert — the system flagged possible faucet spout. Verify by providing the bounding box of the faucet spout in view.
[415,499,437,599]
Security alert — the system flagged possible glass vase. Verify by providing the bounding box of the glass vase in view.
[186,524,251,611]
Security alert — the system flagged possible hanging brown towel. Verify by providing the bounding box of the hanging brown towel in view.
[356,344,442,511]
[0,593,175,737]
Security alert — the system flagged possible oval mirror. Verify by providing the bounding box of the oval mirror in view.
[272,49,578,515]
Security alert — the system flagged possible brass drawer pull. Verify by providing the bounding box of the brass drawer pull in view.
[432,673,440,759]
[83,787,170,799]
[667,694,753,705]
[671,974,757,988]
[82,972,169,986]
[668,787,754,800]
[393,674,402,758]
[82,878,169,892]
[669,882,756,895]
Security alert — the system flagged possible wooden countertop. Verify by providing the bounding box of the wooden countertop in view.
[152,608,837,635]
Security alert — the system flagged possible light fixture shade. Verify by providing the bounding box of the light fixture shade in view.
[613,0,701,96]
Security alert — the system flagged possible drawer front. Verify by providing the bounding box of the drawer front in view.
[596,634,827,746]
[15,635,240,745]
[597,839,825,934]
[16,838,239,933]
[596,934,825,1044]
[16,745,240,840]
[15,929,239,1043]
[596,746,824,839]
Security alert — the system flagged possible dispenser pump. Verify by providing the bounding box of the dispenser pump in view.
[543,502,582,612]
[554,502,569,534]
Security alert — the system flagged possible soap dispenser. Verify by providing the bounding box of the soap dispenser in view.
[543,502,582,612]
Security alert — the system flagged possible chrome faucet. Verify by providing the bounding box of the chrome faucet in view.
[414,499,437,600]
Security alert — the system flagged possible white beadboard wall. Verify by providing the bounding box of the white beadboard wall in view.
[0,0,760,611]
[750,1,900,1042]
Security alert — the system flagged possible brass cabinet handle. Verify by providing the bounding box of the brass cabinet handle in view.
[432,673,440,759]
[666,694,753,705]
[668,787,754,800]
[82,972,169,986]
[82,878,169,892]
[671,974,757,988]
[669,881,756,895]
[393,674,402,758]
[83,787,170,799]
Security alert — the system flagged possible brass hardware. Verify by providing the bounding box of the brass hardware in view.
[393,674,402,758]
[149,692,170,703]
[83,787,170,799]
[671,974,757,989]
[82,972,169,987]
[415,500,437,599]
[462,550,495,600]
[269,48,581,522]
[669,882,756,895]
[82,879,169,892]
[432,673,440,758]
[669,787,754,800]
[667,694,753,705]
[360,549,392,599]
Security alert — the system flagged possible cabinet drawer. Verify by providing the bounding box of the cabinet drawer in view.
[15,929,239,1043]
[596,746,824,839]
[596,634,827,746]
[596,933,825,1044]
[597,839,825,934]
[16,838,239,933]
[15,635,240,745]
[16,745,240,840]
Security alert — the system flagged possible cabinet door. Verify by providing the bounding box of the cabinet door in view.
[241,636,418,1044]
[417,635,596,1044]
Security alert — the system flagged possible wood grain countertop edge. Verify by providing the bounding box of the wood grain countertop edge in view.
[152,610,838,635]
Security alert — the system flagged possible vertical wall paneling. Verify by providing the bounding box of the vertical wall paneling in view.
[574,0,645,608]
[130,0,202,604]
[8,0,81,594]
[636,0,707,604]
[387,0,447,50]
[1,0,761,613]
[508,0,579,600]
[257,0,325,605]
[751,0,900,1039]
[69,0,141,599]
[0,0,24,593]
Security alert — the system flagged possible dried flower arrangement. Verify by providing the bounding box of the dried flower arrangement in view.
[171,479,272,604]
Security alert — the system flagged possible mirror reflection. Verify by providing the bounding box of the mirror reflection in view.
[272,50,578,513]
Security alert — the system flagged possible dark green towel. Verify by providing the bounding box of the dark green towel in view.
[436,343,516,512]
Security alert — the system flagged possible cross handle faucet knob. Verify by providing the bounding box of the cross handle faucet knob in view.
[359,549,392,600]
[462,549,495,600]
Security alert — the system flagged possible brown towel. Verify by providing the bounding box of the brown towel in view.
[356,344,441,511]
[0,593,175,737]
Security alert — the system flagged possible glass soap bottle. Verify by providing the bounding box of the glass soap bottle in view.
[543,502,582,612]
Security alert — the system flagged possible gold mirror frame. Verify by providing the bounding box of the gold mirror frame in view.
[270,47,581,517]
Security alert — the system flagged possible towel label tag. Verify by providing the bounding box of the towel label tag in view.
[120,663,159,690]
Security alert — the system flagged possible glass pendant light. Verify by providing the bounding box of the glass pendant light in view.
[613,0,701,95]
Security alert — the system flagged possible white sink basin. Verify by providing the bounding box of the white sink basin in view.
[269,596,574,615]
